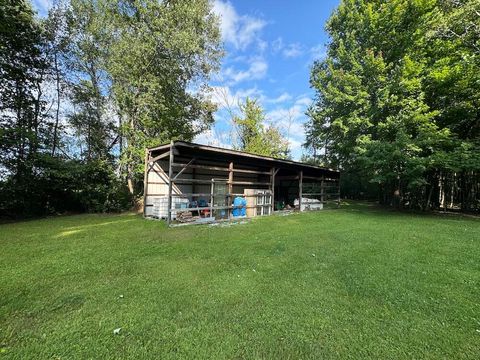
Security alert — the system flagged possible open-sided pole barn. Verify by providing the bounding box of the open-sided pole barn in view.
[144,141,340,225]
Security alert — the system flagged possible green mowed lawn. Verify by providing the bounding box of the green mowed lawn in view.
[0,203,479,359]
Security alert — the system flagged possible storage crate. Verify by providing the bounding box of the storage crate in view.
[294,197,323,211]
[152,196,189,220]
[244,189,272,217]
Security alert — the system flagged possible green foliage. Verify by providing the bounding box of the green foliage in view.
[233,98,290,159]
[104,0,222,184]
[63,0,115,161]
[0,0,127,217]
[0,0,49,175]
[0,155,132,218]
[1,204,479,358]
[71,159,133,213]
[307,0,480,210]
[67,80,115,160]
[57,0,222,191]
[426,0,480,140]
[0,0,223,217]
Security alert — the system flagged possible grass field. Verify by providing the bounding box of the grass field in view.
[0,203,479,359]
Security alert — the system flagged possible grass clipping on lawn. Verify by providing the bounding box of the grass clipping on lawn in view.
[0,203,479,359]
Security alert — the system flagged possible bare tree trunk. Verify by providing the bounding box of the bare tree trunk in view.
[52,52,61,156]
[118,113,123,156]
[87,120,91,160]
[31,87,41,156]
[426,180,434,211]
[127,176,134,195]
[15,89,25,174]
[439,171,444,210]
[31,63,47,158]
[126,115,136,195]
[449,173,455,208]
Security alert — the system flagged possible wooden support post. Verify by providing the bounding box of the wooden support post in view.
[210,179,214,219]
[192,167,196,198]
[270,167,276,214]
[337,176,341,208]
[167,141,174,226]
[320,176,324,207]
[143,148,149,217]
[228,162,233,219]
[299,170,303,212]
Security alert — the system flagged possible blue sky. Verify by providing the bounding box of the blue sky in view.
[32,0,339,159]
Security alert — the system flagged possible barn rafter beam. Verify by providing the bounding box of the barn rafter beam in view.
[150,151,170,163]
[172,157,196,181]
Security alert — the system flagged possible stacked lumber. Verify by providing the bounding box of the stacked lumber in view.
[177,211,194,223]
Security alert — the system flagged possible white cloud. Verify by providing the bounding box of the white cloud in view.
[267,92,292,104]
[257,39,268,53]
[271,37,284,53]
[211,86,263,110]
[194,128,232,149]
[208,88,313,160]
[271,37,304,58]
[265,95,315,159]
[267,107,303,134]
[287,138,304,155]
[236,18,266,49]
[221,57,268,84]
[294,96,312,107]
[213,1,266,50]
[282,43,304,58]
[207,86,265,150]
[213,0,238,43]
[266,105,306,159]
[310,44,327,61]
[212,87,297,110]
[209,86,315,159]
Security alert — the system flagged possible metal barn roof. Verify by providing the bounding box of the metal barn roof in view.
[148,141,339,178]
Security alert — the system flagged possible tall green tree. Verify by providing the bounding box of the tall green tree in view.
[0,0,51,213]
[51,0,222,195]
[306,0,479,209]
[233,98,290,159]
[42,1,74,157]
[426,0,480,140]
[424,0,480,210]
[104,0,223,193]
[63,0,115,161]
[1,0,223,217]
[0,0,47,168]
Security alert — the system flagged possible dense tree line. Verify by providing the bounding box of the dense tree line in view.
[0,0,222,217]
[2,0,478,217]
[306,0,480,212]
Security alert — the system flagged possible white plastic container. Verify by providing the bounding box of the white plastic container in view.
[294,197,323,211]
[152,196,189,219]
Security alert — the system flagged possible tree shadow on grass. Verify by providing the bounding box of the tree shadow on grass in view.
[338,200,480,223]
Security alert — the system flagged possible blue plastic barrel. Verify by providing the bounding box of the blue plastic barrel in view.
[232,196,246,217]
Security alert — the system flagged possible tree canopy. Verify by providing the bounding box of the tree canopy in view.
[233,98,290,159]
[306,0,480,211]
[0,0,222,217]
[1,0,478,216]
